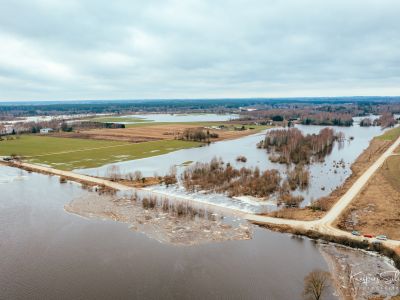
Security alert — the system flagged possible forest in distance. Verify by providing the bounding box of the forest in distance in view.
[1,97,400,118]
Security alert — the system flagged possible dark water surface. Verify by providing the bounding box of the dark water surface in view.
[0,166,337,299]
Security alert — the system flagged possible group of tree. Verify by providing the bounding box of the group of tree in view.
[359,117,373,127]
[106,165,177,187]
[360,113,397,128]
[181,157,310,204]
[276,164,310,207]
[182,157,282,198]
[178,128,218,142]
[374,113,397,128]
[258,128,342,164]
[300,112,353,126]
[286,164,310,190]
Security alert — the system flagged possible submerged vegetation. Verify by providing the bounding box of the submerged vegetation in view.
[181,157,310,207]
[258,128,343,164]
[182,157,281,198]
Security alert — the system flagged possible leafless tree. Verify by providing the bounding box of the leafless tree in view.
[0,124,5,136]
[106,165,121,181]
[134,170,143,181]
[303,269,332,300]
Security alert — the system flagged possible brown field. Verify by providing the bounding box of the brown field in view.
[54,123,261,143]
[267,138,393,221]
[336,155,400,240]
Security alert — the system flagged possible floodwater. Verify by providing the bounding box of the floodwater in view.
[0,165,338,300]
[77,123,383,213]
[113,113,239,123]
[2,165,399,299]
[0,114,104,124]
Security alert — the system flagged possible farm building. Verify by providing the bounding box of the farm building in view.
[40,128,54,134]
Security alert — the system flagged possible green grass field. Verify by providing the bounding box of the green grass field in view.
[0,135,201,170]
[376,126,400,141]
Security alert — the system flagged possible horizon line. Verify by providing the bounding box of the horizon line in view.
[1,95,400,104]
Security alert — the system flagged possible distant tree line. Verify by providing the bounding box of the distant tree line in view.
[1,98,400,118]
[300,112,353,126]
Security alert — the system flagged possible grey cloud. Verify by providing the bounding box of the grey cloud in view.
[0,0,400,100]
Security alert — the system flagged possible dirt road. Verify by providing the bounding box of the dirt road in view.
[9,161,134,191]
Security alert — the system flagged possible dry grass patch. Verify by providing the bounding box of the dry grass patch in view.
[56,123,264,142]
[336,155,400,240]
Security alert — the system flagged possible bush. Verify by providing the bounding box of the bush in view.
[236,155,247,162]
[278,193,304,207]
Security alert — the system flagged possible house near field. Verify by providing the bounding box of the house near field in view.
[0,124,15,135]
[40,128,54,134]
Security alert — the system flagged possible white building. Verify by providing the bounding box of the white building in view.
[40,128,54,134]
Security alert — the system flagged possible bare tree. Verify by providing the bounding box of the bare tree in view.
[134,170,143,181]
[303,269,331,300]
[106,165,121,181]
[0,124,5,136]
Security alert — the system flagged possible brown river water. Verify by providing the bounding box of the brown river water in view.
[1,165,398,299]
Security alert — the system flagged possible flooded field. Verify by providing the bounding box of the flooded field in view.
[77,122,383,213]
[109,113,239,124]
[2,165,399,299]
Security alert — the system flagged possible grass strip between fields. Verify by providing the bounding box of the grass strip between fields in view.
[376,126,400,141]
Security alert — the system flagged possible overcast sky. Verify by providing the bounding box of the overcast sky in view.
[0,0,400,101]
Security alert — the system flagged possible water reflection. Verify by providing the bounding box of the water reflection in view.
[112,113,239,124]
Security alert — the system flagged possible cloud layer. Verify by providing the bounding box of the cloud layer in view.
[1,0,400,100]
